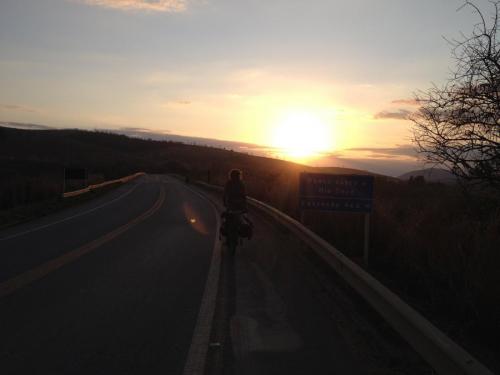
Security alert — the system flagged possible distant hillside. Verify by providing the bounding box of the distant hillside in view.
[0,121,275,159]
[0,126,377,210]
[398,168,456,184]
[0,126,373,176]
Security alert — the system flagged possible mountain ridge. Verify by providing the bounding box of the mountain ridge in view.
[398,168,456,184]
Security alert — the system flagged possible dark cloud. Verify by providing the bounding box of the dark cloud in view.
[374,109,412,120]
[0,121,52,130]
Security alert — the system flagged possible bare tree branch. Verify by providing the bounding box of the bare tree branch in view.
[411,1,500,189]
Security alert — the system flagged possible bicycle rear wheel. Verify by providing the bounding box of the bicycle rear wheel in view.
[227,234,238,255]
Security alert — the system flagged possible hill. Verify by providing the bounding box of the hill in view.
[0,126,376,210]
[398,168,456,184]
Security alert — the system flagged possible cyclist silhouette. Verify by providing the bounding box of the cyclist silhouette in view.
[223,169,247,212]
[221,169,252,254]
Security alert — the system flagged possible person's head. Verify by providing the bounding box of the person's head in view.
[229,169,242,181]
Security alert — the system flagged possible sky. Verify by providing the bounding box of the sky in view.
[0,0,494,175]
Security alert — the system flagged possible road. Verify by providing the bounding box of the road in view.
[0,174,427,375]
[0,175,217,374]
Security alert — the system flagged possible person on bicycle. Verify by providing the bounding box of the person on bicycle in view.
[223,169,247,212]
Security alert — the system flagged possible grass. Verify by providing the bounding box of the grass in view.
[0,181,123,230]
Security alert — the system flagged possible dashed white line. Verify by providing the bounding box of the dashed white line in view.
[181,180,222,375]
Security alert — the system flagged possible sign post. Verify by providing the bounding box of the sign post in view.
[299,173,374,266]
[364,213,370,266]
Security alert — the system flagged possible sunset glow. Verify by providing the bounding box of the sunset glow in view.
[271,110,335,161]
[0,0,486,175]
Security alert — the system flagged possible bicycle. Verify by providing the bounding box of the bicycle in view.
[220,209,253,255]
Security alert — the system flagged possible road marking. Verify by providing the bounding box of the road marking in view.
[0,186,165,298]
[181,181,222,375]
[0,180,142,241]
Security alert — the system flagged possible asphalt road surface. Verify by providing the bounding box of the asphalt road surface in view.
[0,175,217,374]
[0,175,427,375]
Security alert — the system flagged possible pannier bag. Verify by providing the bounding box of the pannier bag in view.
[219,212,253,239]
[219,220,227,237]
[219,212,228,238]
[239,216,254,239]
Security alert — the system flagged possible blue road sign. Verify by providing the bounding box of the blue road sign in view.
[299,173,374,213]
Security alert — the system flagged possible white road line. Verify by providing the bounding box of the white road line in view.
[0,181,142,242]
[181,181,222,375]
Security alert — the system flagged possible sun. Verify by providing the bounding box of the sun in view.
[271,110,334,160]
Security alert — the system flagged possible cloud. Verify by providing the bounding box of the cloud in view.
[391,98,421,106]
[108,126,172,139]
[0,121,53,130]
[79,0,187,12]
[373,109,412,120]
[346,144,418,159]
[118,126,154,132]
[0,104,37,113]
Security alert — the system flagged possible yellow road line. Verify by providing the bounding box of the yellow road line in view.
[0,186,166,299]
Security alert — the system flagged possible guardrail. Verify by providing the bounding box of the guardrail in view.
[63,172,145,198]
[193,180,494,375]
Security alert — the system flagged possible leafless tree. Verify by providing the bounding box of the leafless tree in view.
[411,1,500,189]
